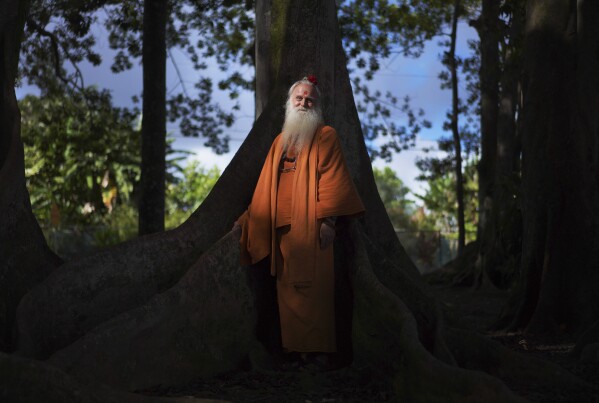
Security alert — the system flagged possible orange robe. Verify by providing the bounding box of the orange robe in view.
[238,125,364,352]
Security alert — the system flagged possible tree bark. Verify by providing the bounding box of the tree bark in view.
[509,0,599,335]
[476,0,499,250]
[448,0,466,256]
[472,0,499,287]
[138,0,168,235]
[489,7,523,286]
[0,0,59,352]
[473,1,524,290]
[254,0,272,119]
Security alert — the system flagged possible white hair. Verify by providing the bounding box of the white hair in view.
[281,79,324,154]
[287,78,322,100]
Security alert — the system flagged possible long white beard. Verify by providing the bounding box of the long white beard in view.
[281,103,323,154]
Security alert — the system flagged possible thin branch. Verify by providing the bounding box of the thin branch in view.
[167,48,189,98]
[26,18,89,93]
[26,18,73,89]
[351,78,409,114]
[64,49,86,90]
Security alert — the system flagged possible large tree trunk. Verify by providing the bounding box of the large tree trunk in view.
[10,0,599,400]
[138,0,167,235]
[472,0,499,287]
[254,0,273,119]
[486,6,523,290]
[0,0,59,353]
[507,0,599,336]
[471,1,524,290]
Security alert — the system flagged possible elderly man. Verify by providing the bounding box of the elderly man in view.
[236,76,364,368]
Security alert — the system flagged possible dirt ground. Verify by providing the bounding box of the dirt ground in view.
[141,284,599,403]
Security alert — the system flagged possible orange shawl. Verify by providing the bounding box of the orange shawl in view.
[238,126,364,284]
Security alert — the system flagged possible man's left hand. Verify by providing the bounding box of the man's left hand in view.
[320,221,335,249]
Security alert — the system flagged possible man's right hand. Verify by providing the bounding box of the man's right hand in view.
[319,221,335,249]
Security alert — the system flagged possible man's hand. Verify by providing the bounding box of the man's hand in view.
[320,221,335,249]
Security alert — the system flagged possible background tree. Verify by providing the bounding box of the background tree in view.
[416,161,478,237]
[470,0,498,281]
[137,0,168,234]
[355,0,481,257]
[434,0,599,350]
[498,0,599,339]
[165,161,220,229]
[470,0,524,289]
[373,166,416,231]
[444,0,466,255]
[424,1,525,290]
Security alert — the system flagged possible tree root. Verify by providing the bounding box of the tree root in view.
[347,224,525,402]
[47,229,260,392]
[0,352,223,403]
[445,328,598,397]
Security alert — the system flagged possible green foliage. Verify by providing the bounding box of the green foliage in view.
[19,0,480,163]
[338,0,456,75]
[355,84,432,161]
[94,204,139,247]
[337,0,477,162]
[415,160,478,239]
[165,161,220,229]
[338,0,452,161]
[105,0,254,153]
[373,167,417,231]
[21,0,253,153]
[372,164,477,237]
[20,0,105,93]
[21,89,140,226]
[21,89,187,231]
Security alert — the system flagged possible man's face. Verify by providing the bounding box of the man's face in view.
[292,84,318,112]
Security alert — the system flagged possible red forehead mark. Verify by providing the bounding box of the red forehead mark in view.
[304,91,308,95]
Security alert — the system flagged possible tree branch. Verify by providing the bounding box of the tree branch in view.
[167,48,189,98]
[25,18,86,92]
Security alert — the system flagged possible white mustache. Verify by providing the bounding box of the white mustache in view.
[282,102,323,154]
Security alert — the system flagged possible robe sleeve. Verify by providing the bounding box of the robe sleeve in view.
[316,127,365,219]
[237,134,283,267]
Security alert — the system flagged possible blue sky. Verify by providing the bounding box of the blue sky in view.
[16,14,478,203]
